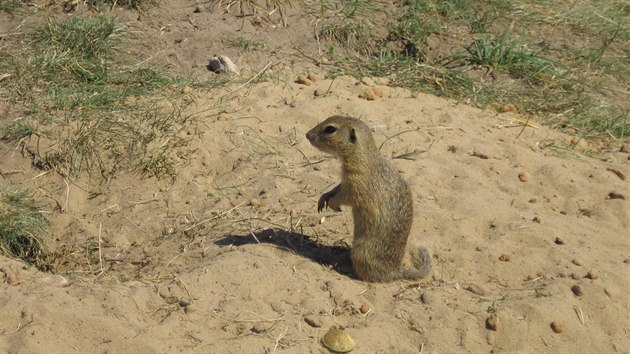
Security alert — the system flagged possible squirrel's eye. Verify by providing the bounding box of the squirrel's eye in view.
[323,125,337,134]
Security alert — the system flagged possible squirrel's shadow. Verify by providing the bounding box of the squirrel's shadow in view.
[214,229,355,279]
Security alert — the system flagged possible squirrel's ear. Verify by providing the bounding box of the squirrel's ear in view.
[349,128,357,144]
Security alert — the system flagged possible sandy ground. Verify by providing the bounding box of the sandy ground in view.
[1,2,629,353]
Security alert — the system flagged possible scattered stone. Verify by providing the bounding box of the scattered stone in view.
[314,89,326,97]
[183,305,196,314]
[571,259,582,266]
[503,103,518,114]
[554,237,565,245]
[466,284,487,296]
[586,270,599,280]
[40,274,69,287]
[360,77,375,86]
[624,258,630,264]
[518,172,531,182]
[606,168,626,181]
[471,151,489,159]
[6,272,20,285]
[499,254,511,262]
[607,191,625,200]
[571,284,583,297]
[304,315,322,328]
[360,87,382,99]
[208,55,240,75]
[193,4,205,13]
[251,322,271,334]
[359,89,375,101]
[485,314,500,331]
[420,292,432,304]
[295,75,313,86]
[550,320,565,333]
[528,198,538,203]
[308,73,323,82]
[359,302,372,314]
[250,198,261,207]
[321,326,355,353]
[532,216,541,223]
[178,300,191,307]
[374,77,390,85]
[578,208,592,217]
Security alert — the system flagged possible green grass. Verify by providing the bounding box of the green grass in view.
[0,0,22,13]
[0,188,50,268]
[0,16,229,179]
[319,0,629,143]
[319,21,376,55]
[226,36,267,53]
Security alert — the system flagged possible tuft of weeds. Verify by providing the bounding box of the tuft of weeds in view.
[226,36,267,53]
[345,50,473,98]
[86,0,156,9]
[0,16,229,180]
[560,0,630,41]
[210,0,291,26]
[317,0,373,18]
[319,21,376,55]
[0,0,22,13]
[322,1,628,143]
[0,188,51,269]
[448,30,567,83]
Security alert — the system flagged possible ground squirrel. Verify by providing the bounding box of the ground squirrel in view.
[306,115,432,282]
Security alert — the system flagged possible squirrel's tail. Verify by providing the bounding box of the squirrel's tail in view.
[402,246,432,280]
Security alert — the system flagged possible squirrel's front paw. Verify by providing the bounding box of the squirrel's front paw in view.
[317,191,341,213]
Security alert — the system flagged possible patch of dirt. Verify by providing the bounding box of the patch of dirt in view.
[1,1,629,353]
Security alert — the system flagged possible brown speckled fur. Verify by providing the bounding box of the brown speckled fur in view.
[307,116,431,282]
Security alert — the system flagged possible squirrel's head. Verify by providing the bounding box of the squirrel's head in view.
[306,116,377,160]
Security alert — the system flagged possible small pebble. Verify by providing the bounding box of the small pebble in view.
[499,254,511,262]
[193,4,205,13]
[360,77,375,86]
[307,73,323,81]
[359,88,376,101]
[532,216,541,223]
[178,300,191,307]
[359,302,372,314]
[586,270,599,280]
[571,259,582,266]
[550,320,565,333]
[295,75,313,86]
[420,292,432,304]
[571,284,583,297]
[466,284,487,296]
[183,305,196,314]
[314,89,325,97]
[518,172,531,182]
[251,322,271,334]
[486,314,500,331]
[624,258,630,264]
[6,273,20,285]
[250,198,261,207]
[554,237,565,245]
[304,315,322,328]
[321,326,355,353]
[503,103,518,114]
[607,191,625,200]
